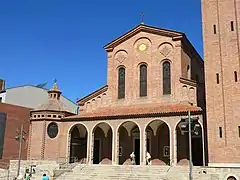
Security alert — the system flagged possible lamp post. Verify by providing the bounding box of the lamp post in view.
[188,110,193,180]
[15,124,26,178]
[178,109,200,180]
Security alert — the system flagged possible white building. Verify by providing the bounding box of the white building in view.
[0,80,78,114]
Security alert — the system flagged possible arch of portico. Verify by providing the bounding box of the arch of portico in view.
[174,118,204,166]
[144,120,171,165]
[91,122,113,164]
[117,121,141,165]
[68,123,89,163]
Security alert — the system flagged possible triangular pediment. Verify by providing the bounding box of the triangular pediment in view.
[104,24,184,51]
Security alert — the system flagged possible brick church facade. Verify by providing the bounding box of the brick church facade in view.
[28,24,206,166]
[27,0,240,168]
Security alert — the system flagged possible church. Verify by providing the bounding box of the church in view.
[28,24,206,167]
[27,0,240,174]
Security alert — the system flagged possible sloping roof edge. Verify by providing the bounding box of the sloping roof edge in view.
[104,24,184,51]
[77,85,108,105]
[4,85,77,105]
[64,105,202,120]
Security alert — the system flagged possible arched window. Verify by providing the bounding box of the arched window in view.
[118,67,125,99]
[140,64,147,97]
[163,61,171,95]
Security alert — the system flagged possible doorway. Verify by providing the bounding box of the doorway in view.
[192,137,203,166]
[93,139,101,164]
[134,139,140,165]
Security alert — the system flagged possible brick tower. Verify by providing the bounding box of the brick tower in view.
[202,0,240,166]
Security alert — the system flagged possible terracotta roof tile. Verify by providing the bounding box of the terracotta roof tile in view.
[64,104,202,120]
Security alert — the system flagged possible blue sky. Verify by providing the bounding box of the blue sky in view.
[0,0,203,102]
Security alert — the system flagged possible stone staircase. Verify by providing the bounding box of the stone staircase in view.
[55,164,212,180]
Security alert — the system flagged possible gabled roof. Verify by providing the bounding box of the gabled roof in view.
[77,85,108,105]
[104,24,184,51]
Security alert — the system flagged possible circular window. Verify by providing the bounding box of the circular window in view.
[227,176,237,180]
[47,122,58,138]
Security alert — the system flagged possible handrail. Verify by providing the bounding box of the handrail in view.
[167,158,174,172]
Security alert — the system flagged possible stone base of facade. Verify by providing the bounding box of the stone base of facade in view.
[6,160,240,180]
[208,163,240,168]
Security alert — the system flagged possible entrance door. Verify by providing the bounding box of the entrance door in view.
[147,138,150,152]
[192,138,203,166]
[93,139,100,164]
[135,139,140,165]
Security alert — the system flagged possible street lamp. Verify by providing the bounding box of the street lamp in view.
[15,124,26,178]
[178,113,200,180]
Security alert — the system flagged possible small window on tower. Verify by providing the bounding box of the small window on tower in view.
[196,74,199,83]
[216,73,219,84]
[219,127,222,138]
[213,25,217,34]
[238,126,240,138]
[231,21,234,31]
[234,71,238,82]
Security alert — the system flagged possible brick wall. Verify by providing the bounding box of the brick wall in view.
[0,103,31,168]
[202,0,240,164]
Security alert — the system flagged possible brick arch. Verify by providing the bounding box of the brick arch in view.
[137,62,149,68]
[116,120,141,135]
[68,122,89,135]
[67,123,89,163]
[144,119,170,165]
[92,121,114,138]
[173,117,203,131]
[133,37,152,47]
[117,120,141,165]
[174,117,204,166]
[144,119,171,134]
[116,65,126,70]
[160,58,172,64]
[92,122,113,164]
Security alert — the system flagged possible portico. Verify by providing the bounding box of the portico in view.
[63,107,205,166]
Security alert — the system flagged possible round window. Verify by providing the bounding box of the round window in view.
[227,176,237,180]
[47,122,58,138]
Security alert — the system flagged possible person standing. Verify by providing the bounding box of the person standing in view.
[41,174,49,180]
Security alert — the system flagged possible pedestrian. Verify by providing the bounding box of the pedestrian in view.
[41,174,49,180]
[25,173,31,180]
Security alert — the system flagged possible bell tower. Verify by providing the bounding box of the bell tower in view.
[202,0,240,166]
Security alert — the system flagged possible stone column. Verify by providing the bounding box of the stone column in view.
[169,124,173,166]
[115,131,119,165]
[140,128,143,165]
[111,128,115,165]
[67,131,71,163]
[86,131,90,164]
[88,131,94,164]
[173,128,177,166]
[201,122,206,166]
[142,131,147,165]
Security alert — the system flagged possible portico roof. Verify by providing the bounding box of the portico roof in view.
[64,104,202,120]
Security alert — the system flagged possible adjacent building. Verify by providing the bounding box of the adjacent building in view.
[0,80,78,169]
[0,103,31,169]
[0,80,78,114]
